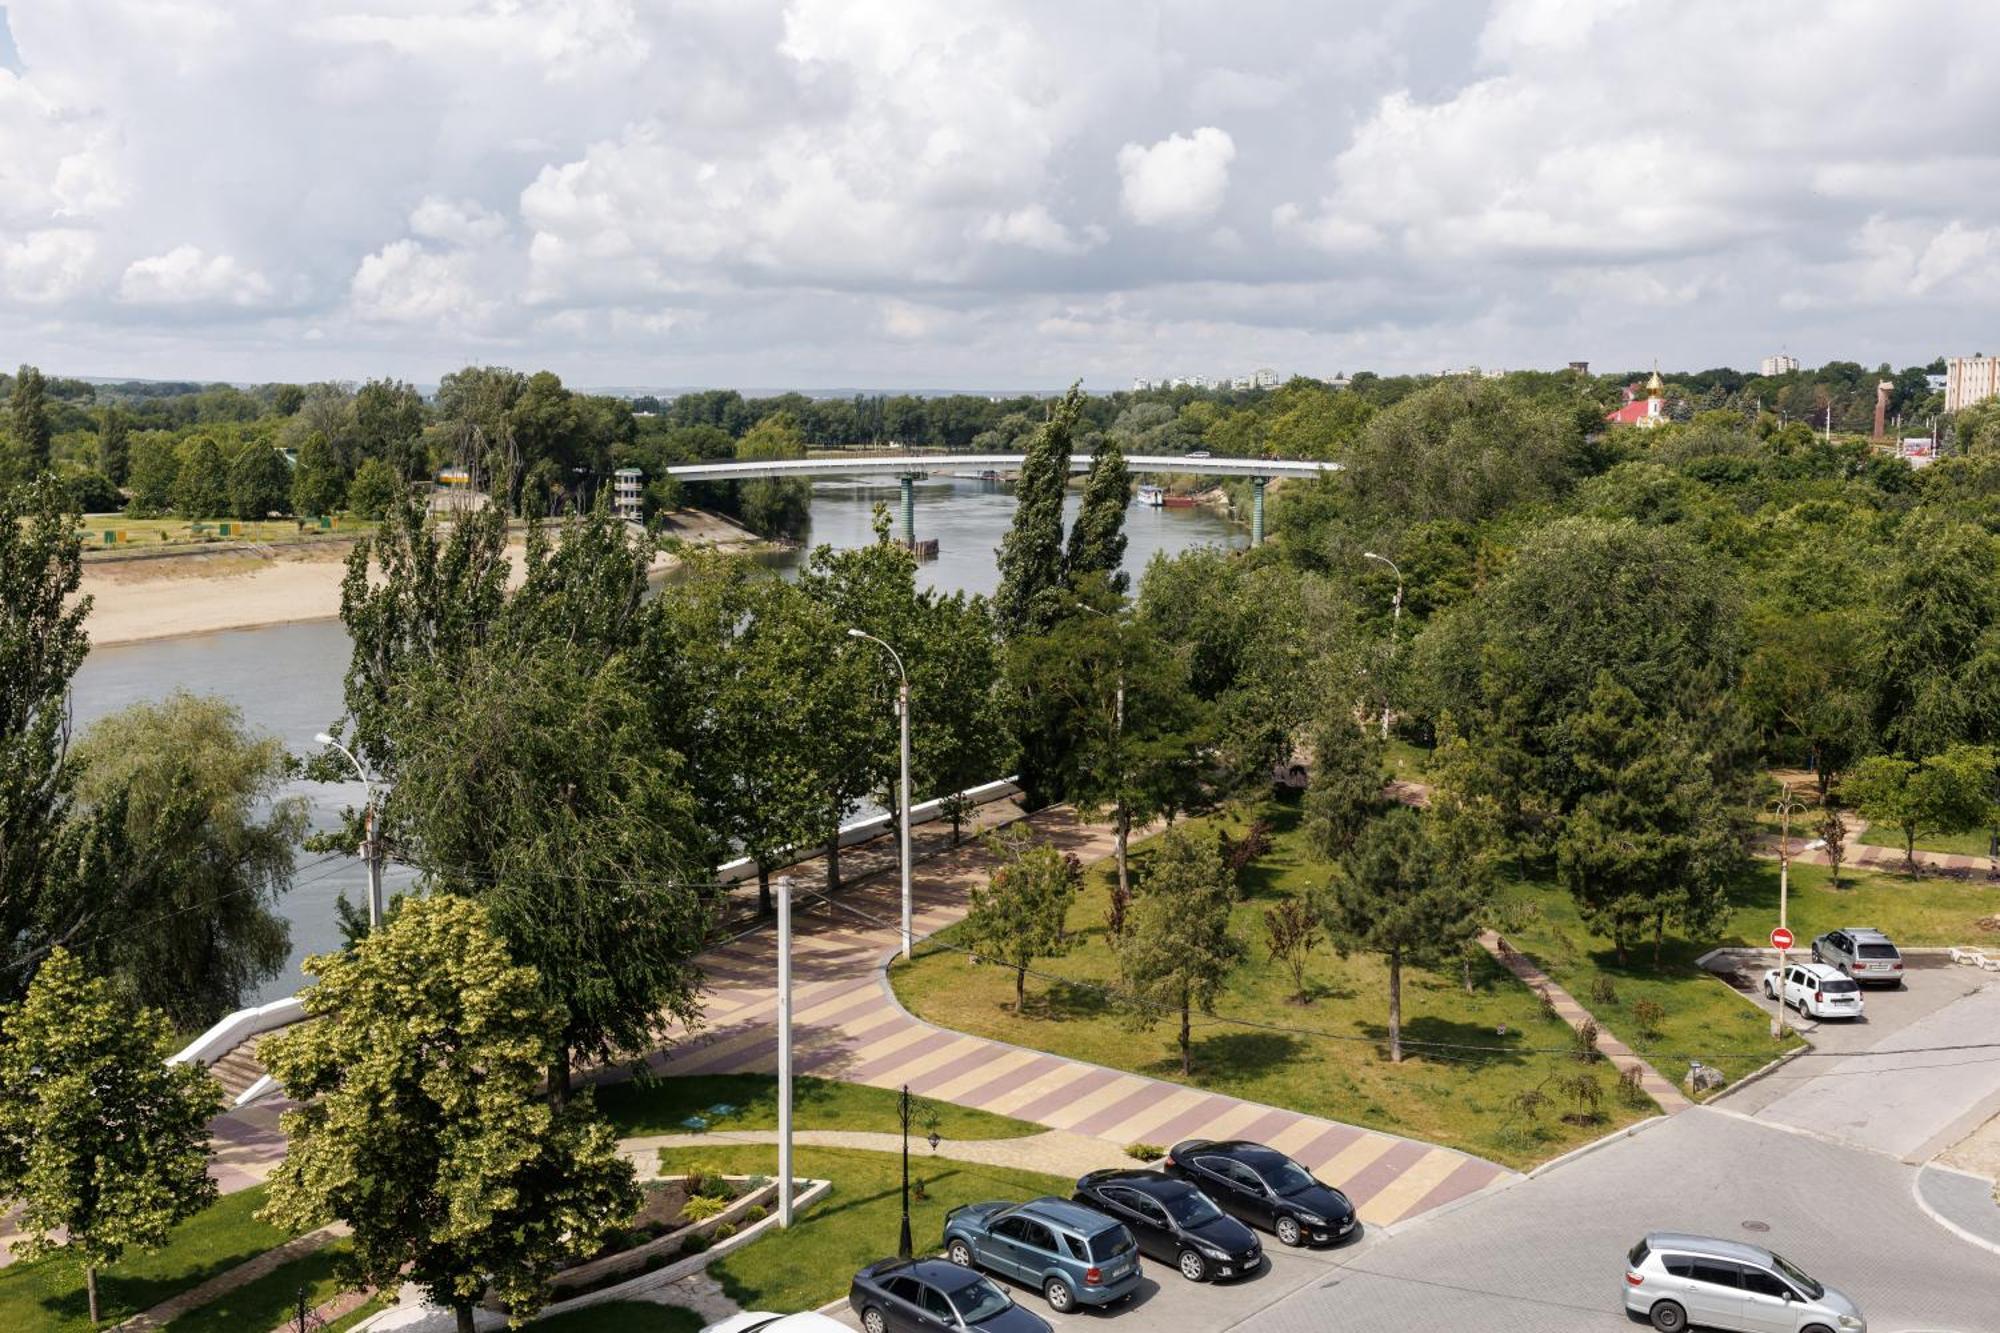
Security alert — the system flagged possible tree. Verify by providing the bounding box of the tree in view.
[909,589,1013,844]
[1553,676,1745,964]
[1263,898,1321,1004]
[1315,806,1488,1063]
[1873,516,2000,759]
[995,384,1083,636]
[171,434,226,518]
[96,406,130,484]
[260,896,639,1333]
[9,363,53,473]
[963,829,1078,1009]
[68,692,305,1030]
[345,456,401,519]
[735,412,812,538]
[1845,746,1996,870]
[290,430,346,517]
[1818,806,1849,888]
[0,477,91,994]
[1116,827,1241,1075]
[1303,709,1386,861]
[124,436,178,516]
[227,442,291,519]
[1065,437,1131,593]
[0,950,219,1325]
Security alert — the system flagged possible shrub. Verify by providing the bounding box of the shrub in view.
[712,1222,737,1242]
[1510,1087,1550,1122]
[1589,976,1618,1007]
[1616,1064,1649,1108]
[1125,1143,1165,1162]
[743,1204,768,1224]
[1571,1018,1599,1062]
[679,1165,719,1199]
[680,1233,711,1255]
[1536,986,1560,1022]
[1631,999,1666,1039]
[1557,1071,1604,1124]
[679,1194,731,1224]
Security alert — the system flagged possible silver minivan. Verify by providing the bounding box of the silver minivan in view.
[1624,1232,1865,1332]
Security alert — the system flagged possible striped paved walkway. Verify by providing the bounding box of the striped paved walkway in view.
[622,807,1515,1228]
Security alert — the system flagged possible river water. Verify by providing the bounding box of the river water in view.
[70,477,1243,1004]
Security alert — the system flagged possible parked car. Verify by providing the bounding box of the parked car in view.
[1162,1139,1358,1247]
[1811,927,1904,987]
[1624,1232,1865,1332]
[1073,1167,1263,1282]
[942,1196,1141,1313]
[702,1314,853,1333]
[1761,961,1865,1019]
[850,1257,1050,1333]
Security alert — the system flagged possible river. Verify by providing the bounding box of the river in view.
[69,477,1244,1005]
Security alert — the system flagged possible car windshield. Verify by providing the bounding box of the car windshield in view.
[950,1277,1012,1324]
[1821,978,1859,993]
[1769,1252,1824,1300]
[1858,944,1898,958]
[1254,1157,1318,1195]
[1163,1190,1224,1226]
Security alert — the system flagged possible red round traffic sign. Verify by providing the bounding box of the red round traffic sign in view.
[1770,927,1794,951]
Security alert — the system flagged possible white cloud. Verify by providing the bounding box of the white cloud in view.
[1117,127,1236,227]
[973,205,1105,256]
[349,239,491,324]
[1,229,99,304]
[409,197,507,248]
[118,245,273,306]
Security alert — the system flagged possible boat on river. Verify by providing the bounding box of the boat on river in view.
[1136,484,1164,507]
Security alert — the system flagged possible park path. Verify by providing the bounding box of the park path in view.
[613,806,1513,1228]
[1479,931,1691,1113]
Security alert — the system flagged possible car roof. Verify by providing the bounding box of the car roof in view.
[1015,1196,1119,1232]
[1842,926,1894,942]
[1645,1232,1774,1266]
[908,1257,984,1286]
[1083,1169,1197,1198]
[1790,961,1850,979]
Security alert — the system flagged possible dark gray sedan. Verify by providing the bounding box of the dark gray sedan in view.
[849,1257,1049,1333]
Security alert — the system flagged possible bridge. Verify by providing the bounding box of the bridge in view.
[661,453,1340,545]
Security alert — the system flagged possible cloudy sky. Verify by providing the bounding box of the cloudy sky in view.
[1,0,1996,390]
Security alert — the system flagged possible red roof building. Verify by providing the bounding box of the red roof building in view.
[1606,370,1667,428]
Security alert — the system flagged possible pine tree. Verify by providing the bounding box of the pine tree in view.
[995,383,1084,636]
[1117,827,1241,1074]
[1303,708,1386,860]
[1065,436,1131,593]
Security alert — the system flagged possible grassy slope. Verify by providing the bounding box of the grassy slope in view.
[596,1073,1042,1141]
[1852,823,1995,859]
[653,1144,1075,1312]
[893,798,1654,1170]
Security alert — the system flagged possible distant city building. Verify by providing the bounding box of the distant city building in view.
[1945,356,2000,413]
[1926,372,1949,394]
[1132,376,1154,392]
[1760,353,1801,377]
[1230,375,1253,390]
[1254,367,1279,388]
[1605,370,1668,429]
[613,467,644,521]
[1568,361,1590,375]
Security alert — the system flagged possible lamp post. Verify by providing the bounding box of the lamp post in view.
[1362,552,1403,741]
[775,874,795,1227]
[1072,601,1130,913]
[315,731,382,930]
[1766,792,1826,1040]
[848,628,913,961]
[897,1083,916,1259]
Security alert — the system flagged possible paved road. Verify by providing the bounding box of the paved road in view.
[1723,961,2000,1161]
[640,807,1512,1229]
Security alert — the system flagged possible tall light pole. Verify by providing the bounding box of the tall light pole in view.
[848,628,913,960]
[1765,792,1826,1040]
[775,874,795,1227]
[1073,601,1130,912]
[1362,552,1403,741]
[315,732,382,930]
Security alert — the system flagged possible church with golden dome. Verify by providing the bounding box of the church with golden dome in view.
[1605,369,1667,428]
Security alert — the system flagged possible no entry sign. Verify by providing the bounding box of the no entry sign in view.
[1770,926,1794,951]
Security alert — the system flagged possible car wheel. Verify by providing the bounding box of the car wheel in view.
[1648,1299,1687,1332]
[1275,1215,1303,1247]
[862,1307,888,1333]
[1763,978,1775,999]
[947,1238,974,1269]
[1800,1325,1834,1333]
[1811,946,1821,963]
[1177,1248,1209,1282]
[1044,1277,1076,1312]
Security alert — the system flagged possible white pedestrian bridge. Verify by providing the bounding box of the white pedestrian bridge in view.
[660,453,1339,482]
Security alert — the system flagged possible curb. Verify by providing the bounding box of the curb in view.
[1910,1163,2000,1259]
[1704,1043,1811,1104]
[1525,1111,1672,1178]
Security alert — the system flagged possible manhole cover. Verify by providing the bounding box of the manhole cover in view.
[1741,1220,1771,1233]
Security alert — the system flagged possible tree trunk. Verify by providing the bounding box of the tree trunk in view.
[951,811,963,846]
[827,835,842,893]
[86,1266,98,1327]
[1388,950,1404,1064]
[1115,804,1130,917]
[1015,965,1027,1010]
[549,1044,571,1109]
[1904,825,1916,873]
[1653,915,1664,968]
[1462,955,1473,994]
[1179,986,1192,1075]
[455,1300,478,1333]
[758,864,772,917]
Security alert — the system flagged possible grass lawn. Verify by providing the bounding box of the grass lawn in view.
[893,798,1656,1170]
[595,1072,1041,1142]
[1383,738,1435,786]
[1853,822,1996,860]
[0,1186,294,1332]
[532,1301,705,1331]
[653,1144,1076,1312]
[164,1238,360,1333]
[1715,859,2000,947]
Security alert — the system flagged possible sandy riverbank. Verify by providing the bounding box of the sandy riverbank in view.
[78,509,766,648]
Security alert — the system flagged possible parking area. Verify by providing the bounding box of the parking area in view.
[1710,953,2000,1160]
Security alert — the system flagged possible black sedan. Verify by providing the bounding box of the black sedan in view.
[1073,1168,1263,1282]
[850,1257,1050,1333]
[1162,1139,1359,1247]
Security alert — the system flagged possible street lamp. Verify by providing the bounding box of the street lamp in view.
[315,731,382,930]
[848,628,913,961]
[1362,552,1403,741]
[1766,791,1825,1040]
[1072,601,1131,916]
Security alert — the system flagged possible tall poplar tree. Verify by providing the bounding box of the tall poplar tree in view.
[995,384,1083,636]
[9,364,52,473]
[1065,437,1132,593]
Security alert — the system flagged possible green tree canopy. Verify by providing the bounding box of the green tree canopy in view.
[226,441,292,519]
[345,456,402,519]
[1845,745,1996,870]
[1116,826,1241,1074]
[290,430,346,517]
[8,363,53,475]
[171,434,226,518]
[963,829,1079,1009]
[0,949,219,1326]
[734,412,812,538]
[260,896,638,1333]
[995,384,1084,636]
[1065,437,1131,593]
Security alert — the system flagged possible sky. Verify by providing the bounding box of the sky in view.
[0,0,1996,392]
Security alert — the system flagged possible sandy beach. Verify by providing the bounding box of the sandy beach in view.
[78,510,765,648]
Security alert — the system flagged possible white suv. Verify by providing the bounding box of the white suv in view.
[1624,1232,1865,1332]
[1761,962,1864,1020]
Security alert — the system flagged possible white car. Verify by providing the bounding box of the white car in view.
[701,1315,852,1333]
[1761,962,1864,1020]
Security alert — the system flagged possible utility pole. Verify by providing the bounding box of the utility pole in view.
[898,1083,915,1259]
[848,629,913,960]
[776,875,794,1227]
[1363,552,1403,740]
